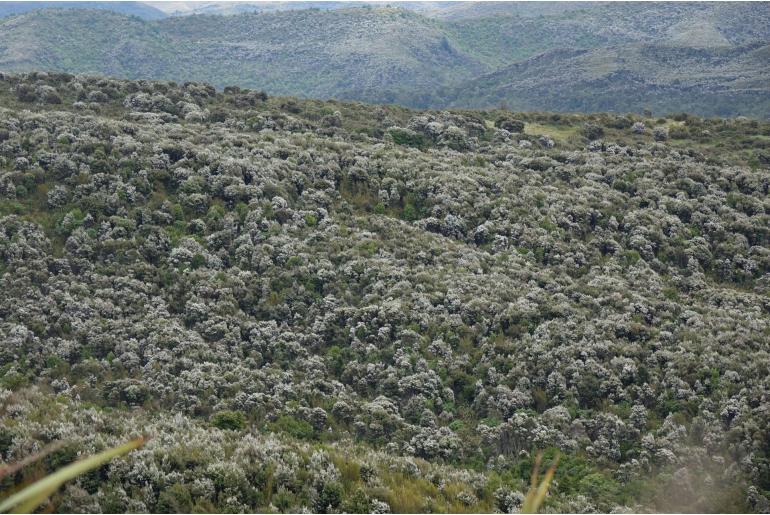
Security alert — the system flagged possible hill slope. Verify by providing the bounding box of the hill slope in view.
[158,7,483,104]
[145,1,600,19]
[0,7,482,107]
[0,71,770,513]
[0,1,166,20]
[449,42,770,117]
[0,9,174,77]
[0,3,768,115]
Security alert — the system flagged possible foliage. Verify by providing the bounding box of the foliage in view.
[522,452,559,513]
[0,438,145,514]
[210,410,246,431]
[0,72,769,512]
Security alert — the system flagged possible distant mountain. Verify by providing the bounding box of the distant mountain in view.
[447,43,770,118]
[0,7,482,107]
[419,1,604,20]
[0,10,173,78]
[0,2,768,117]
[0,1,166,20]
[145,1,600,18]
[441,2,770,117]
[146,1,374,16]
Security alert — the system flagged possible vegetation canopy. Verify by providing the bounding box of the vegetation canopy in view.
[0,71,769,513]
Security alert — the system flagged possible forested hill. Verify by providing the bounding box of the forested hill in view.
[1,71,770,512]
[0,1,165,19]
[0,2,769,117]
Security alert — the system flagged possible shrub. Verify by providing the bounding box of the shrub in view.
[581,122,605,140]
[495,117,525,133]
[156,483,193,513]
[388,127,426,148]
[608,116,633,129]
[270,415,314,439]
[653,126,669,141]
[668,126,689,139]
[190,253,206,269]
[14,84,37,102]
[341,488,372,513]
[39,86,62,104]
[211,410,246,430]
[314,481,344,513]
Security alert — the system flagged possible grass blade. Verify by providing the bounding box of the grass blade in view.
[522,451,559,514]
[522,452,542,512]
[0,437,145,514]
[0,442,65,482]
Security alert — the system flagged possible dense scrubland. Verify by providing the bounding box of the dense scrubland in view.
[1,72,770,513]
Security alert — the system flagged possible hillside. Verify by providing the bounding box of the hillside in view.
[0,7,481,107]
[448,43,770,118]
[0,3,768,117]
[157,7,483,104]
[1,72,770,513]
[144,1,599,19]
[0,1,166,20]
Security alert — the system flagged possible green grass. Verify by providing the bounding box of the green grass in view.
[524,122,580,143]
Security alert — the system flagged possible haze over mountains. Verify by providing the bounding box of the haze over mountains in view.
[0,1,769,117]
[0,1,166,19]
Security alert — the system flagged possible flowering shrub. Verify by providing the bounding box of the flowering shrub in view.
[0,72,768,512]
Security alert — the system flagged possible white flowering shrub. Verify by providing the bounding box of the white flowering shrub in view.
[0,72,768,513]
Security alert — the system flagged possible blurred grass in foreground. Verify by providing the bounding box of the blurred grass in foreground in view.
[522,451,560,513]
[0,437,145,514]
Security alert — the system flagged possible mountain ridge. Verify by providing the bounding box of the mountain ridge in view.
[445,40,770,117]
[0,3,768,117]
[0,1,166,19]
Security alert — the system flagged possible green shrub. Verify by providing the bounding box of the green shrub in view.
[495,117,525,133]
[170,203,184,220]
[341,488,371,513]
[0,427,14,457]
[668,126,689,139]
[608,116,633,129]
[581,122,605,140]
[1,371,28,391]
[449,420,465,431]
[157,483,193,513]
[210,410,246,431]
[314,481,343,513]
[270,415,314,440]
[14,185,28,198]
[190,253,206,269]
[388,127,426,148]
[272,487,295,512]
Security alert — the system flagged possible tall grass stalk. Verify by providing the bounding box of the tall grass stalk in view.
[522,451,560,514]
[0,437,146,514]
